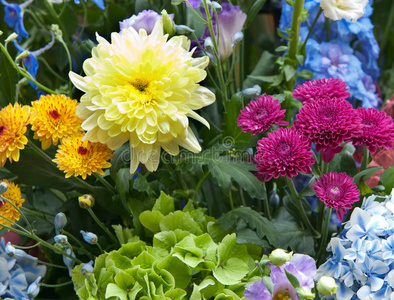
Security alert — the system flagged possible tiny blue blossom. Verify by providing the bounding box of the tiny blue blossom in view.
[0,0,33,40]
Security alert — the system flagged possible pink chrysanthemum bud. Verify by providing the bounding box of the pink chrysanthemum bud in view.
[312,171,360,222]
[254,127,315,181]
[292,78,351,103]
[352,108,394,154]
[237,95,289,135]
[294,97,361,163]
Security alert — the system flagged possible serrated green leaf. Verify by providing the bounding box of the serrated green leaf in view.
[353,166,383,184]
[173,236,204,268]
[160,211,203,235]
[217,207,279,246]
[152,191,174,215]
[105,283,127,300]
[139,210,164,233]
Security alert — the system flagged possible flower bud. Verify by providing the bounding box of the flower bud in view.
[0,182,9,194]
[63,248,76,277]
[27,276,41,298]
[239,85,261,98]
[54,212,67,234]
[161,9,175,37]
[296,286,315,299]
[50,24,63,41]
[16,50,30,62]
[5,242,16,257]
[204,37,214,51]
[81,260,94,276]
[317,276,337,296]
[211,1,222,12]
[175,25,195,34]
[80,230,98,245]
[269,248,293,266]
[54,234,68,245]
[5,33,18,43]
[78,194,95,209]
[232,32,244,47]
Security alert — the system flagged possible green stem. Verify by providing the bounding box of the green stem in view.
[63,230,95,260]
[285,177,320,238]
[87,208,119,246]
[317,207,332,263]
[58,38,73,96]
[316,200,325,232]
[36,260,68,269]
[301,7,323,52]
[0,43,57,94]
[0,213,30,233]
[96,242,104,253]
[360,147,370,172]
[193,171,211,201]
[1,195,33,233]
[240,39,244,89]
[93,173,116,195]
[229,190,235,210]
[262,181,272,220]
[27,140,94,192]
[40,281,73,288]
[322,161,329,174]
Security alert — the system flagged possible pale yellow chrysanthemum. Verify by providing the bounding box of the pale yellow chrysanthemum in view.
[0,179,25,228]
[30,94,83,150]
[69,20,215,173]
[53,134,113,179]
[0,103,30,167]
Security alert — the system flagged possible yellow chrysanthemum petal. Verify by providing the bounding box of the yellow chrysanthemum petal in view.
[0,180,25,229]
[0,103,30,167]
[69,20,216,173]
[53,134,114,179]
[30,94,83,150]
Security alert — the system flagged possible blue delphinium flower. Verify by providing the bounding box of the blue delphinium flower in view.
[12,31,55,89]
[73,0,104,10]
[0,0,33,40]
[0,238,46,300]
[317,191,394,299]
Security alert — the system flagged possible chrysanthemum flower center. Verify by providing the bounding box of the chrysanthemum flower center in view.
[274,291,292,300]
[0,199,4,208]
[127,78,156,106]
[328,186,341,199]
[256,108,268,118]
[49,110,61,120]
[78,147,88,155]
[279,142,291,154]
[0,125,5,134]
[321,107,338,120]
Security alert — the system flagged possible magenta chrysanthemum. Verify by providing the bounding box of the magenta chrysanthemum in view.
[312,171,360,221]
[294,97,361,163]
[292,78,351,102]
[351,108,394,154]
[237,95,289,135]
[254,127,315,181]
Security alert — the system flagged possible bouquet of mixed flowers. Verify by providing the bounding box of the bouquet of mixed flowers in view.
[0,0,394,299]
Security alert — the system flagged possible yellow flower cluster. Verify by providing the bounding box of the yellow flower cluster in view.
[0,179,25,228]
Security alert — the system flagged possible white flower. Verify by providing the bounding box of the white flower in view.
[320,0,369,23]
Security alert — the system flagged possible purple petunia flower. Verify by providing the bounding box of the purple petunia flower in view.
[245,254,317,300]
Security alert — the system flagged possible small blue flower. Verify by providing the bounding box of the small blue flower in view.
[62,248,75,277]
[54,235,68,245]
[0,0,33,40]
[26,276,41,298]
[12,31,55,89]
[80,261,94,276]
[54,212,67,234]
[73,0,104,10]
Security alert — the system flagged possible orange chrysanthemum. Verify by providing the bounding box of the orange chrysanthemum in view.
[0,103,30,167]
[0,179,25,228]
[30,94,83,150]
[53,134,113,179]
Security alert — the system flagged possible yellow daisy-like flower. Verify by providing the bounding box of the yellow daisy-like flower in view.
[0,179,25,228]
[30,94,83,150]
[0,103,30,167]
[69,20,215,173]
[53,134,113,179]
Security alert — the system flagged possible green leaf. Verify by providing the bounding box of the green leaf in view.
[272,218,315,255]
[116,168,133,214]
[110,143,129,180]
[297,69,313,79]
[217,207,279,246]
[59,4,78,38]
[262,276,274,295]
[284,65,296,82]
[105,283,127,300]
[379,166,394,193]
[160,211,203,236]
[189,153,265,200]
[243,51,276,89]
[245,0,268,28]
[329,144,358,177]
[272,94,286,104]
[119,240,146,258]
[173,236,204,268]
[139,210,165,233]
[235,228,270,248]
[133,173,155,197]
[275,46,288,52]
[0,52,18,106]
[295,55,305,66]
[113,225,134,244]
[353,166,383,184]
[153,229,190,251]
[285,269,300,288]
[152,191,174,215]
[223,94,249,145]
[358,181,374,196]
[157,255,192,289]
[131,251,156,269]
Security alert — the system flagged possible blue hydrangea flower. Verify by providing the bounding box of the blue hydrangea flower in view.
[12,32,55,89]
[0,238,46,299]
[317,191,394,299]
[0,0,33,40]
